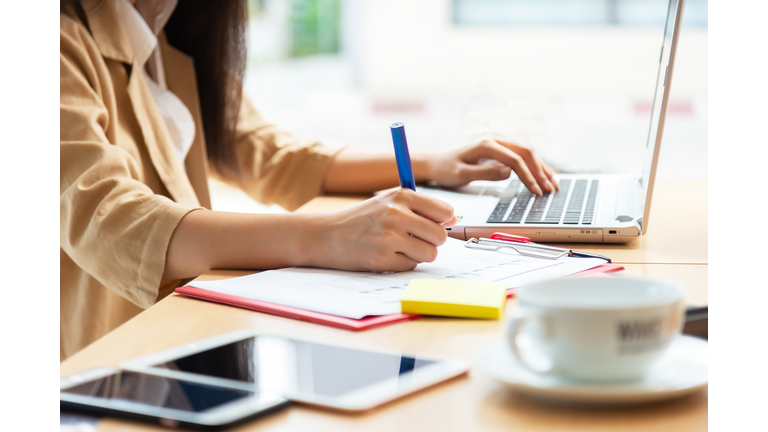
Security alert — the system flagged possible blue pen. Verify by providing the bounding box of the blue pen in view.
[390,122,416,191]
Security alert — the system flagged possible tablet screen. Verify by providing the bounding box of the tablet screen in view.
[62,371,254,412]
[153,336,436,398]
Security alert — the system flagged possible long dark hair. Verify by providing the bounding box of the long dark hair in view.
[61,0,248,174]
[165,0,248,174]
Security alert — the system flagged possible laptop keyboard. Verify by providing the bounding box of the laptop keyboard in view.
[486,179,599,225]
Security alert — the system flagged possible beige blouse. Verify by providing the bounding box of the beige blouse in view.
[60,0,344,360]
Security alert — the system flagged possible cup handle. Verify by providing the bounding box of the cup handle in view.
[507,310,558,375]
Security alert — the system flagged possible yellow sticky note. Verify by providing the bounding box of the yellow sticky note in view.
[401,279,507,320]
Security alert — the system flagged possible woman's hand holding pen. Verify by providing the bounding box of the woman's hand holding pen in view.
[307,188,457,273]
[414,134,559,196]
[161,189,456,279]
[162,134,557,280]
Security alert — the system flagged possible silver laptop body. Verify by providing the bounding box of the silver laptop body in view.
[428,0,685,245]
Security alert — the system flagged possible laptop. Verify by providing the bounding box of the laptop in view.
[424,0,686,244]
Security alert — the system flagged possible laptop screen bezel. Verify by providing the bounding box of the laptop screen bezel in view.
[638,0,686,234]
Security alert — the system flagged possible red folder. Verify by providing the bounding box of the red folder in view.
[175,263,624,331]
[175,285,420,331]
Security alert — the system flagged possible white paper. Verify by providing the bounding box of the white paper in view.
[189,238,605,319]
[416,187,498,221]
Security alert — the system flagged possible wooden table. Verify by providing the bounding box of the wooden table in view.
[60,179,708,431]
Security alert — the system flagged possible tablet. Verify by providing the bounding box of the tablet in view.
[122,330,469,411]
[60,368,288,430]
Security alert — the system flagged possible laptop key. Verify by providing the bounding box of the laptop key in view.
[486,198,513,223]
[503,193,533,223]
[543,183,570,222]
[523,194,552,223]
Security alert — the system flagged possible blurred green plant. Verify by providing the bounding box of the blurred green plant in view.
[290,0,340,57]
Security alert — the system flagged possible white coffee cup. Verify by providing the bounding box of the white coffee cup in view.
[507,276,685,382]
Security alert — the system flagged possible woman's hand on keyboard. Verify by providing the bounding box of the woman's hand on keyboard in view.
[415,134,559,196]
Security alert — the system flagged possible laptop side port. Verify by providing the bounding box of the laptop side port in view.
[609,230,617,234]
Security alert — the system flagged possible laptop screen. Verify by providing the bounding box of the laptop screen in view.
[639,0,684,230]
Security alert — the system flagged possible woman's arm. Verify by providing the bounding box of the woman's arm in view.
[324,135,559,196]
[164,134,559,279]
[163,188,457,279]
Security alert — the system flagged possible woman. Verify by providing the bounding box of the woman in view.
[60,0,557,360]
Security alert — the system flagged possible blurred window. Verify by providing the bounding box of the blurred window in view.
[453,0,707,27]
[248,0,340,59]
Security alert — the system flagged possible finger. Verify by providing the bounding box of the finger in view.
[524,153,556,193]
[494,139,555,193]
[384,252,419,272]
[396,233,440,264]
[398,189,456,225]
[441,215,458,228]
[381,194,449,246]
[369,249,418,272]
[402,210,449,247]
[540,160,560,190]
[531,155,557,193]
[472,141,543,196]
[460,163,513,183]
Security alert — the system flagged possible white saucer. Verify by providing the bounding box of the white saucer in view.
[474,335,707,405]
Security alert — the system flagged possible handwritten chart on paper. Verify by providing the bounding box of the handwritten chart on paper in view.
[188,239,605,319]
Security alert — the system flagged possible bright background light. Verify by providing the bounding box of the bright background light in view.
[211,0,707,213]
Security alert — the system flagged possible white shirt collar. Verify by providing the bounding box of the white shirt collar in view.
[112,0,195,169]
[113,0,157,70]
[134,0,177,36]
[112,0,178,88]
